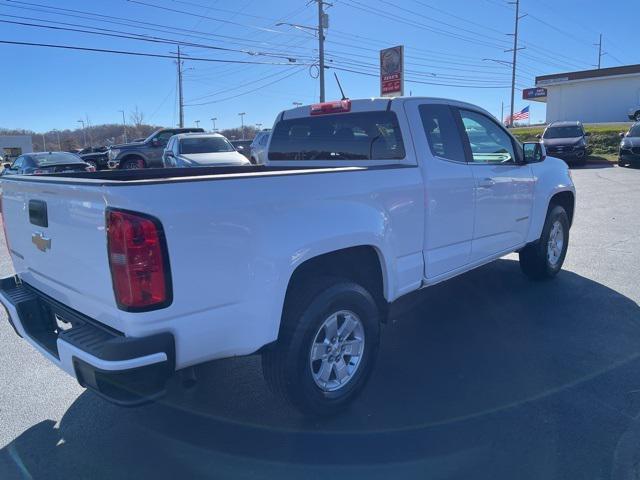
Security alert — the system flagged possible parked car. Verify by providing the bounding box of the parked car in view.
[163,133,251,167]
[628,106,640,122]
[618,122,640,167]
[107,127,205,169]
[1,151,94,175]
[0,97,575,415]
[230,139,252,160]
[537,121,590,166]
[250,129,271,164]
[78,146,109,170]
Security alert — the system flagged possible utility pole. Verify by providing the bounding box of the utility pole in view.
[118,110,127,143]
[42,134,46,152]
[238,112,246,140]
[317,0,326,102]
[195,120,200,128]
[506,0,525,128]
[594,33,605,69]
[177,46,184,128]
[211,117,217,132]
[53,129,61,151]
[77,120,86,147]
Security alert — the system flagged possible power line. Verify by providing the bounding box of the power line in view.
[184,67,306,106]
[0,17,312,62]
[0,39,312,65]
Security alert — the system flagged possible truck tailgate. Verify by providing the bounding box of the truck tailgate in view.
[1,179,121,329]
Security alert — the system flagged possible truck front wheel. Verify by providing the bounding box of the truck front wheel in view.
[262,278,381,416]
[519,204,570,280]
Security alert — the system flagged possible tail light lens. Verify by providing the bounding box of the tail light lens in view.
[107,209,172,311]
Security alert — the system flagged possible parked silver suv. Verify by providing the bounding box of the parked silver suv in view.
[250,129,271,165]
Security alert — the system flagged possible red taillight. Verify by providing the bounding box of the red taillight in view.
[107,209,171,311]
[310,99,351,115]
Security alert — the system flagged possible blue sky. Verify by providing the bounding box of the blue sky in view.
[0,0,637,133]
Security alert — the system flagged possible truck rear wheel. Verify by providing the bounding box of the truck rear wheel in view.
[519,204,570,280]
[262,277,380,416]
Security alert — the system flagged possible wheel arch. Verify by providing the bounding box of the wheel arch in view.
[549,190,575,226]
[283,245,389,321]
[118,153,147,168]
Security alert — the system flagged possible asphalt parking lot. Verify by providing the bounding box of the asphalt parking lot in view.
[1,164,639,479]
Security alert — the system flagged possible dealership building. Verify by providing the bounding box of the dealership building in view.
[0,135,32,161]
[524,64,640,124]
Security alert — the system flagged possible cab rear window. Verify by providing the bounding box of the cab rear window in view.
[268,111,405,161]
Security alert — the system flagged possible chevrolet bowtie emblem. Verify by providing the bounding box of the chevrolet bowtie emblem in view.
[32,232,51,252]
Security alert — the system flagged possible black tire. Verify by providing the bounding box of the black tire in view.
[262,277,381,416]
[121,157,145,169]
[519,204,570,280]
[618,158,627,167]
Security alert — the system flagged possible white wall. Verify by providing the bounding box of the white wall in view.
[545,74,640,123]
[0,136,33,157]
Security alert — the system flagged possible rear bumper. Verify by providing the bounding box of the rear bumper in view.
[0,276,175,406]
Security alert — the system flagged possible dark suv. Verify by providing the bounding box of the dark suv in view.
[537,121,590,166]
[107,128,205,169]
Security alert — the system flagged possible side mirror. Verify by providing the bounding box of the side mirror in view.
[619,132,626,138]
[523,142,546,163]
[535,134,542,139]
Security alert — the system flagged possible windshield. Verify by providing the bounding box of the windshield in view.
[628,124,640,137]
[180,137,235,154]
[32,152,83,166]
[543,126,584,139]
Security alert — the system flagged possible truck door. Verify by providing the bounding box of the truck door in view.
[405,100,475,279]
[454,108,535,261]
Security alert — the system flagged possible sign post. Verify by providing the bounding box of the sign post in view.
[380,46,404,97]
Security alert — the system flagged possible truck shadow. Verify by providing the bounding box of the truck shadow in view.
[3,259,640,479]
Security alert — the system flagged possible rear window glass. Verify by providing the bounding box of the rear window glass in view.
[419,104,465,162]
[32,152,83,166]
[180,137,234,154]
[268,111,405,161]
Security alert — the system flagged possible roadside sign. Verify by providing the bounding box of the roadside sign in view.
[522,87,548,101]
[380,46,404,97]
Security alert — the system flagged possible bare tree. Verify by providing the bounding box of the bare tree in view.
[130,106,145,129]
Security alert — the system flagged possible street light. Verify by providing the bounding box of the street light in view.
[53,129,61,151]
[118,110,127,143]
[42,134,47,152]
[77,120,87,147]
[195,120,201,128]
[238,112,246,140]
[210,117,217,132]
[293,102,303,107]
[256,123,263,130]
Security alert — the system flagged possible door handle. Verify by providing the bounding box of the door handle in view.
[478,178,495,188]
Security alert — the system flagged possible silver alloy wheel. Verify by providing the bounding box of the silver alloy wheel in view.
[547,220,564,266]
[309,310,365,392]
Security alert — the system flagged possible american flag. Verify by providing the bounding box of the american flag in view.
[505,105,530,124]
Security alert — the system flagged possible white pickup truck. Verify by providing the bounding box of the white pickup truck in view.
[0,98,575,415]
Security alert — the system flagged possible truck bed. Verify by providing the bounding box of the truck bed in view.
[0,165,378,185]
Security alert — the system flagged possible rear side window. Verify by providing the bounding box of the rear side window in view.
[268,111,405,161]
[419,104,465,162]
